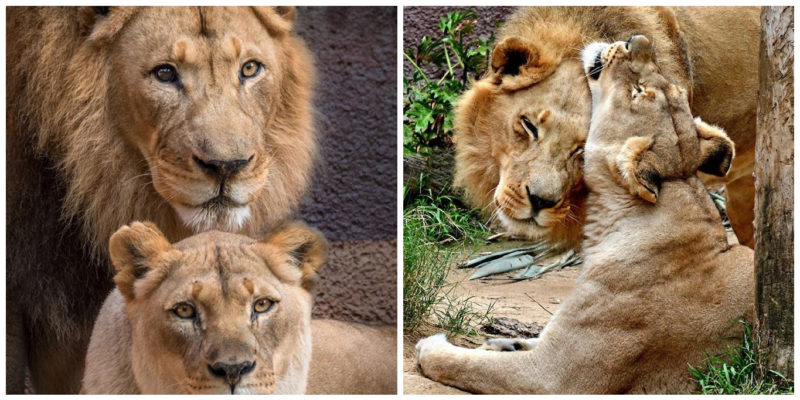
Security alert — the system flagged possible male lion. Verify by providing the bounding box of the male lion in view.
[415,35,753,394]
[453,7,759,248]
[83,222,397,394]
[7,7,314,393]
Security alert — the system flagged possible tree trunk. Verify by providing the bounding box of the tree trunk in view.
[754,5,793,380]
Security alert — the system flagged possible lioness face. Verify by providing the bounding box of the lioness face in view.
[106,7,309,233]
[454,61,589,243]
[581,35,735,201]
[109,222,326,394]
[582,35,675,141]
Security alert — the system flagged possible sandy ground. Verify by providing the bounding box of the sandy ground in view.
[403,240,582,394]
[403,229,740,394]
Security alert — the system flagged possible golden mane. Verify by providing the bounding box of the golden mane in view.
[8,7,316,258]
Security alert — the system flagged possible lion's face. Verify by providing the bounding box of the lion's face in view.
[453,37,590,245]
[103,7,313,233]
[109,221,326,394]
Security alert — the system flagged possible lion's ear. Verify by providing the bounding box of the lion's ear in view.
[613,136,660,204]
[252,6,296,37]
[80,6,137,45]
[490,37,553,90]
[694,117,735,177]
[109,221,172,301]
[257,222,327,291]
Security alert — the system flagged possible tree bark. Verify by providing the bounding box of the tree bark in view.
[754,5,793,380]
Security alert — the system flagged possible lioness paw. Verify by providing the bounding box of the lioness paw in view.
[415,333,451,363]
[479,337,538,352]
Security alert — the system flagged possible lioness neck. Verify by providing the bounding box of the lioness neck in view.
[582,176,730,269]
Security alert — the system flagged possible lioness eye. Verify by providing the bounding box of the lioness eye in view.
[240,60,262,79]
[172,302,196,319]
[153,64,178,83]
[253,298,273,314]
[521,116,539,141]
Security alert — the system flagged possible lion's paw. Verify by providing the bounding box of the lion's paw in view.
[479,337,537,352]
[415,333,451,364]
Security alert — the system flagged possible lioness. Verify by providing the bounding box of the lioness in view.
[7,7,315,393]
[416,35,753,394]
[83,222,397,394]
[453,7,759,248]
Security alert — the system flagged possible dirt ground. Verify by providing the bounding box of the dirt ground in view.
[404,229,741,394]
[403,240,582,394]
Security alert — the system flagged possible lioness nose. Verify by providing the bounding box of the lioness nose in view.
[627,35,652,57]
[526,186,558,212]
[193,155,253,180]
[208,360,256,387]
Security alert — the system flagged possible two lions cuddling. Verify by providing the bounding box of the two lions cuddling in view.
[453,7,760,249]
[416,35,753,394]
[7,6,394,394]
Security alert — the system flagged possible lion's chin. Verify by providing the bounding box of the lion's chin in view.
[497,211,553,240]
[172,203,251,233]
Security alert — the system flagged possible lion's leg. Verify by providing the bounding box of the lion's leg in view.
[725,174,755,248]
[479,337,540,352]
[28,332,88,394]
[6,305,27,394]
[416,334,549,393]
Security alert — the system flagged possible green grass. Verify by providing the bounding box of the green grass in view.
[404,185,489,245]
[403,185,493,335]
[690,322,793,394]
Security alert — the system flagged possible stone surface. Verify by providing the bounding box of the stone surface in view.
[293,7,398,324]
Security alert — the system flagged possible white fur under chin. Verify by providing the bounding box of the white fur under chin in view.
[173,203,251,233]
[497,211,549,240]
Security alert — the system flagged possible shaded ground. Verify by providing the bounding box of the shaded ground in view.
[403,239,581,394]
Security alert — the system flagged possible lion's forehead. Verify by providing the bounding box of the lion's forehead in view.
[158,246,284,304]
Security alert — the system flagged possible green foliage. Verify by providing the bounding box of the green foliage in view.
[403,179,493,334]
[690,321,793,394]
[403,181,489,244]
[404,8,495,156]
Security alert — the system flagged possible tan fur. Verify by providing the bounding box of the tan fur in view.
[7,7,317,392]
[8,6,315,257]
[416,35,753,394]
[453,6,759,248]
[306,319,397,394]
[83,221,326,394]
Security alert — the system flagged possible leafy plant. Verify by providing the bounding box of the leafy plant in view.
[690,321,793,394]
[404,8,495,156]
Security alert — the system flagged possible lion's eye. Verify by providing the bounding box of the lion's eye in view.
[153,64,178,83]
[240,60,262,80]
[520,116,539,141]
[253,298,273,314]
[172,302,196,319]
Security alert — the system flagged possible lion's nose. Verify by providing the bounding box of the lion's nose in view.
[208,360,256,387]
[193,155,253,180]
[525,186,558,212]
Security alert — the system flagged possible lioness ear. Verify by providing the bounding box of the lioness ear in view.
[109,221,172,301]
[252,6,295,37]
[80,6,137,45]
[613,136,660,204]
[258,222,327,291]
[694,117,735,177]
[490,37,553,90]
